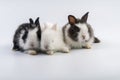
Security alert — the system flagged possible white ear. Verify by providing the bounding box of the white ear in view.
[52,24,57,31]
[43,23,47,31]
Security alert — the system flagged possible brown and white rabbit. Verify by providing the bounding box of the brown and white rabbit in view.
[13,17,41,55]
[62,12,100,49]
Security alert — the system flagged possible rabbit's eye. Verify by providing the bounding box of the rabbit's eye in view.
[71,25,80,32]
[74,26,80,32]
[68,27,79,41]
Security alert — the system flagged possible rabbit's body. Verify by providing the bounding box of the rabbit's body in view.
[63,12,100,49]
[19,27,40,50]
[13,17,41,55]
[41,23,69,55]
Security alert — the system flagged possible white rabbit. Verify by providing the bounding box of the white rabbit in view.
[62,12,100,49]
[41,23,70,55]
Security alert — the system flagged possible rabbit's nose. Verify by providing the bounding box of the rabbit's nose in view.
[30,42,34,47]
[45,45,49,50]
[82,35,86,39]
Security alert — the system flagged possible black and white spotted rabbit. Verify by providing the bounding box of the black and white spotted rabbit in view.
[13,17,41,55]
[62,12,100,49]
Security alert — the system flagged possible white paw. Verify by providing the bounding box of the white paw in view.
[86,44,92,49]
[62,47,70,53]
[27,50,37,55]
[47,50,54,55]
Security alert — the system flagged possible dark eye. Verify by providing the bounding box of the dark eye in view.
[69,25,80,36]
[68,24,81,41]
[68,28,78,41]
[68,26,78,38]
[74,26,80,32]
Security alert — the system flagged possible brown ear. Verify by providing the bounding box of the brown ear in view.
[68,15,77,25]
[81,12,89,23]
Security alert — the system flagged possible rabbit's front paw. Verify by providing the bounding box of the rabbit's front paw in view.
[27,50,37,55]
[47,50,54,55]
[62,47,70,53]
[86,44,92,49]
[83,44,92,49]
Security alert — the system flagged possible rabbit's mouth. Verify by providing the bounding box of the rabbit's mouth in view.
[82,35,85,39]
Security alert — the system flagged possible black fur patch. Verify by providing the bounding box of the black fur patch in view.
[35,17,41,41]
[13,23,30,51]
[13,42,20,51]
[22,30,28,43]
[68,24,80,41]
[37,28,41,41]
[80,12,89,23]
[94,37,100,43]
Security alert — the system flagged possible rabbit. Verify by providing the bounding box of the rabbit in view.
[62,12,100,49]
[41,23,70,55]
[13,17,41,55]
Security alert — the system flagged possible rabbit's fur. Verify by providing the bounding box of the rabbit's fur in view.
[41,23,69,55]
[62,12,100,49]
[13,17,41,55]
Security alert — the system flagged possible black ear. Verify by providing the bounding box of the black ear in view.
[29,18,34,24]
[81,12,89,23]
[35,17,40,25]
[68,15,77,25]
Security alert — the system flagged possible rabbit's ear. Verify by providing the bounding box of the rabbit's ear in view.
[52,24,57,31]
[80,12,89,23]
[35,17,40,25]
[43,23,47,31]
[29,18,34,24]
[68,15,77,25]
[44,23,47,28]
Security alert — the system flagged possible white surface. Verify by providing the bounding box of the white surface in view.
[0,0,120,80]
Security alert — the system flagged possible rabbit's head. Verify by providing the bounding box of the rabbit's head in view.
[67,12,90,42]
[41,24,58,51]
[29,17,40,29]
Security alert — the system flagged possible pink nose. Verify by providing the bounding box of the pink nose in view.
[82,35,85,39]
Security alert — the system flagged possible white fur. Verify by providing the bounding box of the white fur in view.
[64,23,94,49]
[41,23,69,54]
[19,28,39,54]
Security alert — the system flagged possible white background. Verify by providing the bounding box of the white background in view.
[0,0,120,80]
